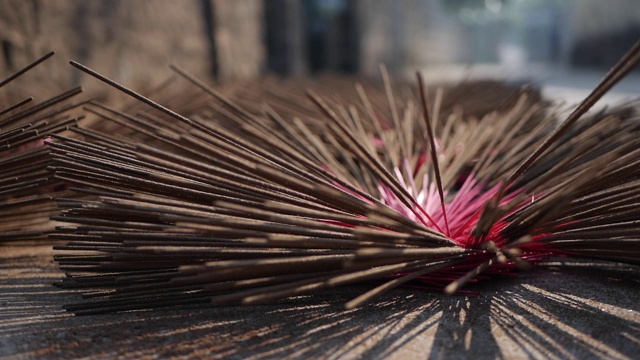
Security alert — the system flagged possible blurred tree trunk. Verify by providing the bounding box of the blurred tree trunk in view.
[304,0,359,74]
[211,0,264,80]
[264,0,307,76]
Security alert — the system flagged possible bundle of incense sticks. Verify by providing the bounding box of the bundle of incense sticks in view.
[4,42,638,315]
[0,52,84,243]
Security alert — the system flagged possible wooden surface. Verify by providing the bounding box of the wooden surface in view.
[2,243,638,359]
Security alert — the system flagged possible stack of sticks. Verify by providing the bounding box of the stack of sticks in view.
[0,52,83,243]
[2,42,640,315]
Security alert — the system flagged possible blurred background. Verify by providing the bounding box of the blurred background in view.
[1,0,638,100]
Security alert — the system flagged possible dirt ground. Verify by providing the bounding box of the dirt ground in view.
[1,242,639,359]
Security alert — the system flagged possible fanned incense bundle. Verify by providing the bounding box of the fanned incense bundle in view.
[0,52,83,243]
[49,42,640,315]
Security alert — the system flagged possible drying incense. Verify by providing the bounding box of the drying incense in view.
[0,52,83,243]
[47,42,640,315]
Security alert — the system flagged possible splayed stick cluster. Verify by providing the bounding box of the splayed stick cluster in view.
[45,43,640,315]
[0,52,83,243]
